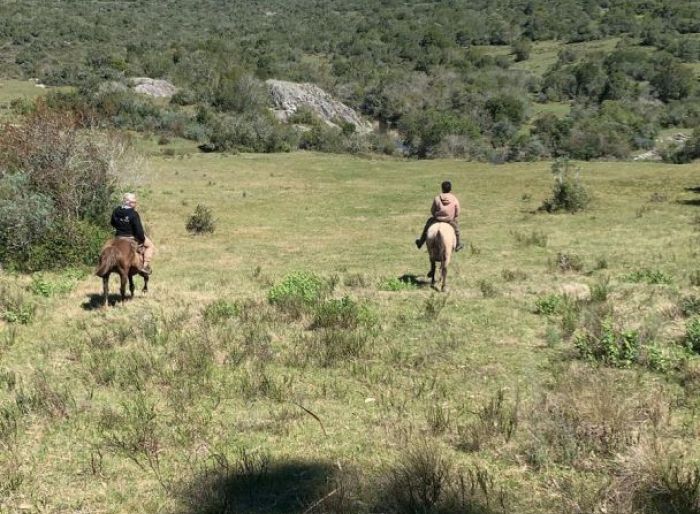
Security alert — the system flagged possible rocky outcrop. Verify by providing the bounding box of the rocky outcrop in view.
[266,79,372,133]
[129,77,177,98]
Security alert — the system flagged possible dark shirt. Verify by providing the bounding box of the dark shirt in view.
[110,206,145,244]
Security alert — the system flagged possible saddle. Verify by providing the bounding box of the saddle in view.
[115,236,145,254]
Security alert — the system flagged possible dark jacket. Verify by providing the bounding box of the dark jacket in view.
[110,206,146,244]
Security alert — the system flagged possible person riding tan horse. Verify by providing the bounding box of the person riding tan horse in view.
[110,192,155,275]
[415,180,464,252]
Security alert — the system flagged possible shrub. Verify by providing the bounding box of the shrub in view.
[680,296,700,318]
[0,173,54,267]
[0,107,131,271]
[540,159,590,214]
[186,204,215,234]
[684,317,700,353]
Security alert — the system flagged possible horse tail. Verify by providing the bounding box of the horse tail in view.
[95,246,118,277]
[435,229,446,261]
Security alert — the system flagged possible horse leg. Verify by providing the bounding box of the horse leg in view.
[429,260,436,286]
[441,261,448,292]
[142,274,149,294]
[102,275,110,307]
[129,274,135,298]
[119,272,128,302]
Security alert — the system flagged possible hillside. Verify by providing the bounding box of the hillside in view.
[2,152,700,512]
[0,0,698,160]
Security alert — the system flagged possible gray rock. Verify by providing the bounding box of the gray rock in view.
[129,77,177,98]
[266,79,372,134]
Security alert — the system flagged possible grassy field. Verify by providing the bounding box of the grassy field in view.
[2,151,700,513]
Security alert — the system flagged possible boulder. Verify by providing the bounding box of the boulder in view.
[129,77,177,98]
[265,79,372,134]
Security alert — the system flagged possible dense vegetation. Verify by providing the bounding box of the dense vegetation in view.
[1,0,698,160]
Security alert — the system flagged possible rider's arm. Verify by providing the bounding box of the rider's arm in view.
[130,211,146,244]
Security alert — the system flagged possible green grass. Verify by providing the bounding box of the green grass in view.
[0,79,71,122]
[2,151,700,512]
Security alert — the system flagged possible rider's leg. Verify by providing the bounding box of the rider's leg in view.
[449,220,464,251]
[416,217,437,249]
[140,237,155,274]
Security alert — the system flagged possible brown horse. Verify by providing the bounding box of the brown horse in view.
[426,222,456,292]
[95,238,149,306]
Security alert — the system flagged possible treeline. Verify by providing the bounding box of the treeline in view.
[1,0,699,160]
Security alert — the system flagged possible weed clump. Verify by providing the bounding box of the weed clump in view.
[379,444,507,514]
[552,252,585,272]
[0,281,35,324]
[624,268,673,285]
[382,276,419,291]
[186,204,215,234]
[575,319,641,368]
[311,296,378,331]
[202,299,239,324]
[457,389,519,453]
[534,294,562,315]
[511,229,548,247]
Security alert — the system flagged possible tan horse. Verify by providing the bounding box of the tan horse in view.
[426,222,456,292]
[95,238,149,306]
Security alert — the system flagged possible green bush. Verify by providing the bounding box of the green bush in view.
[540,159,590,214]
[186,204,215,234]
[268,272,330,317]
[30,219,109,272]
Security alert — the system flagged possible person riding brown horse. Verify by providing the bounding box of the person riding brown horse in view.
[110,192,155,275]
[95,237,149,305]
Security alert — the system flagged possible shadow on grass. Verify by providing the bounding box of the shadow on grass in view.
[398,273,431,288]
[179,458,340,514]
[679,186,700,206]
[81,293,121,310]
